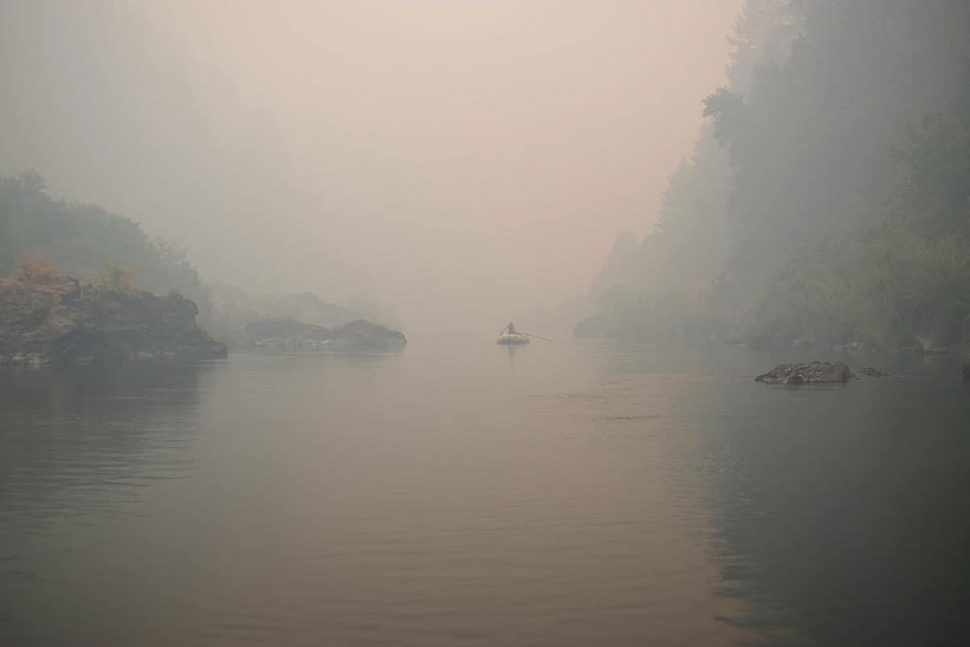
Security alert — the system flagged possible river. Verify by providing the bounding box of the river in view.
[2,334,970,645]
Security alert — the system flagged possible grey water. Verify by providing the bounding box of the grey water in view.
[2,336,970,645]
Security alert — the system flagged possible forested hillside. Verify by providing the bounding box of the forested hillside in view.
[0,171,208,309]
[581,0,970,352]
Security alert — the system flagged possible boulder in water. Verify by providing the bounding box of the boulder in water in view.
[331,319,406,351]
[244,318,331,350]
[755,361,853,385]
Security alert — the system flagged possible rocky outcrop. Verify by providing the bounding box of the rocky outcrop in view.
[756,361,853,385]
[239,317,406,352]
[244,318,331,350]
[267,292,362,329]
[0,275,226,367]
[331,319,406,351]
[208,284,365,342]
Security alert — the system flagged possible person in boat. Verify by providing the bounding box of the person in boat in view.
[504,321,517,335]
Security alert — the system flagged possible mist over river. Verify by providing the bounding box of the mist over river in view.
[3,336,970,645]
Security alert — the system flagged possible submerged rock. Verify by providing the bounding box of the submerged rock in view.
[755,361,853,385]
[860,366,888,377]
[0,275,226,367]
[331,319,406,351]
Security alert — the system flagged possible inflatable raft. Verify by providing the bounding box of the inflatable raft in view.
[496,332,530,345]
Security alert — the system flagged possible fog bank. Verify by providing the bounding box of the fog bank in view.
[0,0,741,329]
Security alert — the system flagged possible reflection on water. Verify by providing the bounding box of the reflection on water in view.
[695,367,970,644]
[0,362,212,645]
[1,337,969,645]
[0,363,207,531]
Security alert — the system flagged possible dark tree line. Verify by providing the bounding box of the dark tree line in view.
[583,0,970,351]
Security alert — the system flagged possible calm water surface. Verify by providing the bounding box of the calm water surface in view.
[2,335,970,645]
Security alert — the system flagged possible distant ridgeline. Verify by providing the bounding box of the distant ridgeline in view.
[580,0,970,354]
[0,171,208,312]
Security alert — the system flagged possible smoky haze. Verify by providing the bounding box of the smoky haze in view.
[0,0,741,330]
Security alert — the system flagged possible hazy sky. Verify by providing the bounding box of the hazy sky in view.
[0,0,742,329]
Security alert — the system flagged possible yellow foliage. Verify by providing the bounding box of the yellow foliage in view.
[16,257,58,282]
[98,263,138,293]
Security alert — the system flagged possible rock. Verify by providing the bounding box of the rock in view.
[244,318,331,350]
[238,317,406,352]
[860,366,888,377]
[331,319,406,351]
[0,275,226,367]
[208,284,366,342]
[755,361,853,385]
[266,292,362,329]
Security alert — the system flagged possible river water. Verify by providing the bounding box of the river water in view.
[2,334,970,645]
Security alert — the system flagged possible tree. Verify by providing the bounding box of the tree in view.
[0,171,206,307]
[16,169,46,193]
[582,1,970,349]
[703,88,747,147]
